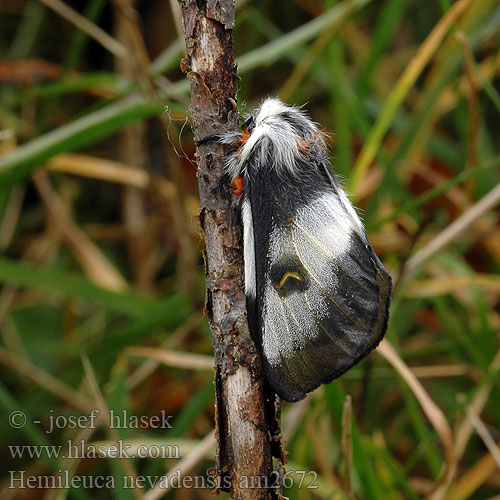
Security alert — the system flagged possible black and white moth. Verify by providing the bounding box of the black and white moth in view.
[219,98,392,402]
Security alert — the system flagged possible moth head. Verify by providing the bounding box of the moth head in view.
[254,98,290,126]
[241,98,288,134]
[223,97,326,180]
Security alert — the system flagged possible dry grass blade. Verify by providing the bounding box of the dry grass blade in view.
[39,0,128,59]
[46,153,177,200]
[341,394,354,498]
[113,0,156,293]
[111,0,198,296]
[0,220,63,325]
[0,185,24,251]
[88,438,203,458]
[282,395,310,441]
[44,426,97,500]
[47,154,149,188]
[306,404,338,488]
[445,442,500,500]
[465,406,500,468]
[405,275,500,298]
[350,0,477,193]
[169,0,184,44]
[433,350,500,500]
[0,346,93,413]
[126,313,202,389]
[123,346,213,371]
[143,429,216,500]
[402,181,500,280]
[377,339,454,496]
[0,316,27,360]
[410,364,474,379]
[456,32,480,178]
[455,350,500,460]
[81,356,144,500]
[33,171,128,292]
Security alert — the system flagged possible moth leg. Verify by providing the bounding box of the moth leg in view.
[210,174,244,198]
[210,172,232,195]
[195,134,221,146]
[196,131,246,148]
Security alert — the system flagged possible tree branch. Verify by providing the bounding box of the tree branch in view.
[179,1,283,498]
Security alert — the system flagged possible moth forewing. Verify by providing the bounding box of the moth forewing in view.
[223,98,392,402]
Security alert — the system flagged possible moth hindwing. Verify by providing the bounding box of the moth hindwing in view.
[222,98,392,402]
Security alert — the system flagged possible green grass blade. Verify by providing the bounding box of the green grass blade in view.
[237,0,372,73]
[0,256,183,317]
[0,95,165,188]
[349,0,476,194]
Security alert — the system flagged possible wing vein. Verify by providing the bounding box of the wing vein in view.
[302,288,352,355]
[290,218,371,294]
[281,296,324,378]
[287,223,355,323]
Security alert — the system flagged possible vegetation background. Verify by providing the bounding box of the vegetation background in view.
[0,0,499,499]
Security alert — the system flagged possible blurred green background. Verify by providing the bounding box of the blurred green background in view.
[1,0,500,499]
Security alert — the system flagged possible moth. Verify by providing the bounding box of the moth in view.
[219,98,392,402]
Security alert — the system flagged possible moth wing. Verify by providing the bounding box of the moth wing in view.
[259,189,392,402]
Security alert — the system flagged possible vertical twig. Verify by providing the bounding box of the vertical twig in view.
[113,0,153,292]
[179,1,283,499]
[113,0,200,296]
[341,395,354,499]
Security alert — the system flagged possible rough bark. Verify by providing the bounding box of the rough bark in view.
[179,1,283,499]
